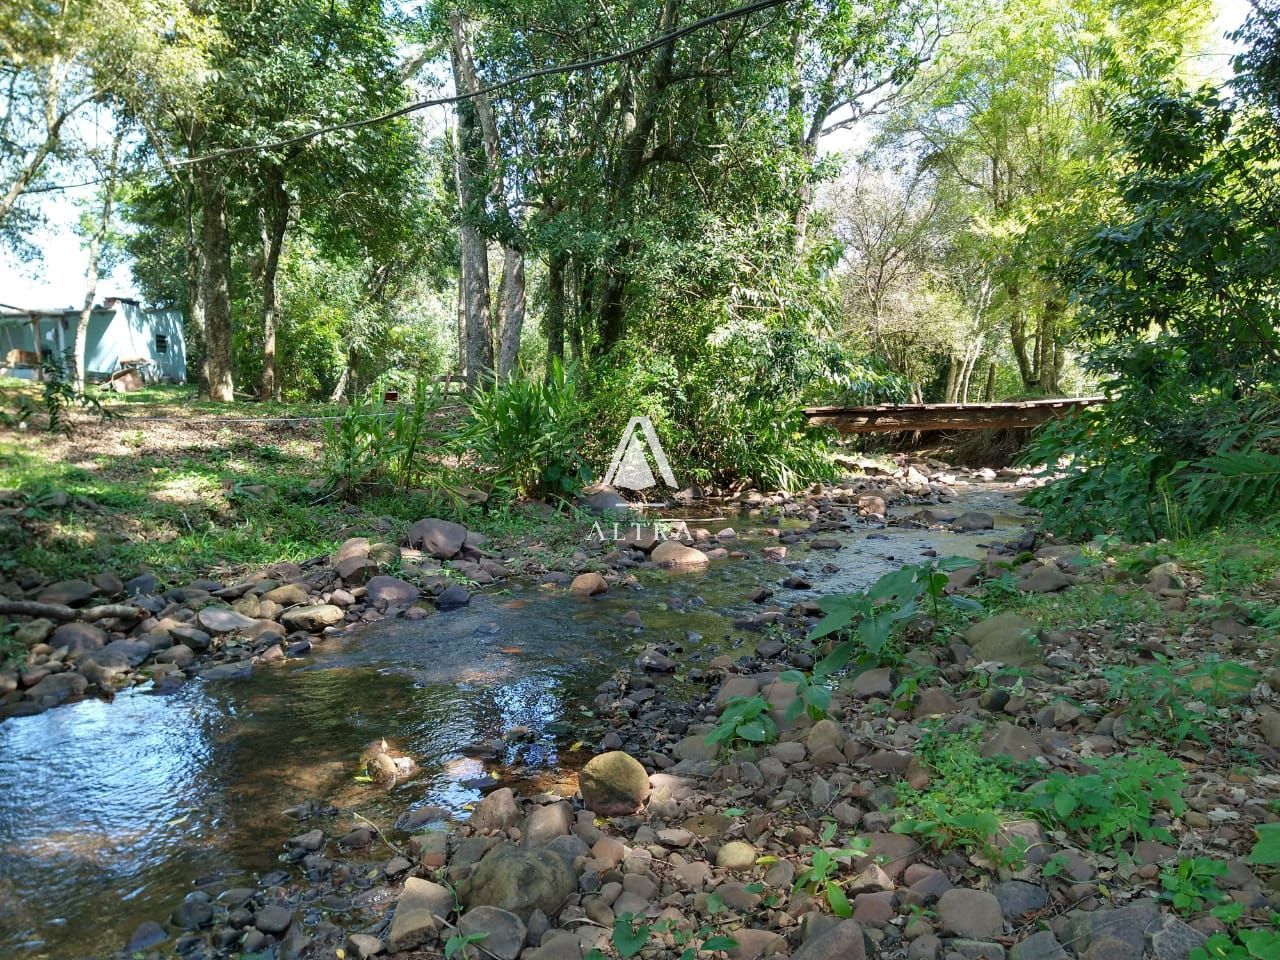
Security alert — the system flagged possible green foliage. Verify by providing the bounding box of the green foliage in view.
[1023,748,1186,850]
[792,820,868,916]
[464,360,592,501]
[5,351,116,435]
[444,931,488,960]
[707,695,777,751]
[1190,924,1280,960]
[808,557,981,676]
[321,380,460,501]
[892,730,1027,862]
[1250,823,1280,867]
[1160,857,1229,916]
[585,912,738,960]
[1101,656,1259,745]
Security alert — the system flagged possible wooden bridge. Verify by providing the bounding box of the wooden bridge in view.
[803,396,1106,434]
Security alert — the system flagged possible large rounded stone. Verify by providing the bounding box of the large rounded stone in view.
[406,518,468,559]
[50,621,105,655]
[966,614,1042,666]
[458,844,577,919]
[571,572,608,597]
[937,888,1004,939]
[366,575,420,605]
[578,751,650,815]
[197,606,257,634]
[459,906,526,960]
[651,540,709,567]
[280,603,344,632]
[792,919,867,960]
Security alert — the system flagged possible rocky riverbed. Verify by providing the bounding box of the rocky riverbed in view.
[1,456,1277,960]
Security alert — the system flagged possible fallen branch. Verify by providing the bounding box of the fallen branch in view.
[0,600,146,622]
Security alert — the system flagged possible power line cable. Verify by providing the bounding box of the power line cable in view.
[26,0,791,195]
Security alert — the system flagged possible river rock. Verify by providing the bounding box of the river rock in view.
[1147,914,1206,960]
[388,877,440,952]
[14,618,54,647]
[25,671,88,705]
[346,933,385,959]
[458,844,578,919]
[981,722,1042,761]
[51,621,105,654]
[792,919,867,960]
[579,751,650,815]
[261,583,309,606]
[124,920,168,952]
[522,801,572,846]
[1019,566,1076,593]
[406,518,468,559]
[366,576,420,605]
[581,489,631,514]
[716,841,757,871]
[938,888,1004,939]
[471,787,522,832]
[953,512,995,532]
[651,540,709,567]
[255,904,293,934]
[1011,932,1069,960]
[571,572,608,596]
[436,584,471,610]
[37,579,96,606]
[966,613,1041,666]
[994,880,1049,921]
[280,603,344,631]
[459,906,526,960]
[197,606,257,634]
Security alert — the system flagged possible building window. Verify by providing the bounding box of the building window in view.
[154,334,168,354]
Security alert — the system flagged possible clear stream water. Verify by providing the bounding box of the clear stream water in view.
[0,492,1027,959]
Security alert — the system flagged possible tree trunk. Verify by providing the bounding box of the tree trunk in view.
[74,134,122,392]
[944,357,959,403]
[197,168,235,402]
[545,251,566,365]
[983,362,997,401]
[330,347,356,403]
[259,170,290,401]
[449,20,494,387]
[1007,282,1034,390]
[496,244,525,378]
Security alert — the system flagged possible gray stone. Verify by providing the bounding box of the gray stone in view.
[966,614,1041,666]
[1010,932,1068,960]
[436,584,471,610]
[280,603,344,631]
[459,906,527,960]
[37,579,96,605]
[458,844,577,920]
[50,621,105,654]
[25,671,88,705]
[14,618,54,647]
[346,933,385,958]
[522,801,572,846]
[949,941,1006,960]
[792,919,867,960]
[1147,915,1206,960]
[197,606,257,634]
[993,880,1049,922]
[471,787,522,832]
[124,920,168,953]
[937,888,1004,939]
[980,722,1042,762]
[953,512,995,532]
[200,659,253,680]
[847,667,894,700]
[1019,566,1076,594]
[406,518,468,559]
[255,904,293,934]
[389,877,440,952]
[716,841,757,871]
[366,576,420,605]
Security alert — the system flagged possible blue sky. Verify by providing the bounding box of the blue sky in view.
[0,0,1252,311]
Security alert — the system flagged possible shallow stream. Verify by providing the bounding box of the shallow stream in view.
[0,489,1027,958]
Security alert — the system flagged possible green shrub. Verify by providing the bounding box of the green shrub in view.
[893,730,1028,862]
[1102,656,1259,745]
[463,360,592,501]
[1023,748,1186,850]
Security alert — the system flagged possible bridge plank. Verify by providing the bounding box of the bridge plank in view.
[803,396,1107,433]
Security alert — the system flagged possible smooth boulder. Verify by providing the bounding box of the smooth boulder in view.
[457,844,577,919]
[578,751,650,815]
